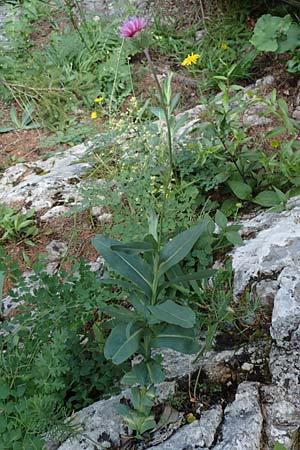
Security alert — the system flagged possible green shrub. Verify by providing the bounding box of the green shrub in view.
[0,254,128,449]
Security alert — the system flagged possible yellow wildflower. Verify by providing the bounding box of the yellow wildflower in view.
[270,139,280,148]
[90,111,97,119]
[94,97,104,103]
[221,42,228,50]
[181,52,200,66]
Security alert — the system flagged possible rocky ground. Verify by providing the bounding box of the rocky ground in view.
[1,1,300,449]
[42,198,300,450]
[1,74,299,449]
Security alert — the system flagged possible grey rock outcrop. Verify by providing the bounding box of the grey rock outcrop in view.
[0,142,106,220]
[212,382,263,450]
[146,405,223,450]
[232,198,300,449]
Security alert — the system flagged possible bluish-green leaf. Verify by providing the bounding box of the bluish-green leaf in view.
[111,241,154,254]
[104,323,143,364]
[149,300,195,328]
[124,360,165,385]
[253,190,281,207]
[92,234,153,297]
[101,304,138,323]
[158,218,210,278]
[227,180,252,200]
[225,231,243,246]
[215,210,228,229]
[151,325,199,354]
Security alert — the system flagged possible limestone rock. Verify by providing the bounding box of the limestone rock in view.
[54,382,176,450]
[243,101,273,127]
[292,106,300,120]
[146,405,223,450]
[46,241,68,261]
[0,142,107,220]
[212,382,263,450]
[271,266,300,348]
[232,198,300,299]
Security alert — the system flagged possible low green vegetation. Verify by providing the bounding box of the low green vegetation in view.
[0,0,300,448]
[0,205,38,245]
[251,13,300,73]
[0,254,129,448]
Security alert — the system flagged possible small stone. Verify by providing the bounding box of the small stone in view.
[292,106,300,120]
[89,256,104,273]
[40,206,68,221]
[96,213,113,224]
[241,362,254,372]
[91,206,104,217]
[46,241,68,261]
[195,30,206,41]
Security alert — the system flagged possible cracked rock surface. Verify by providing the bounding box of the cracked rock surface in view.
[212,382,263,450]
[0,142,106,220]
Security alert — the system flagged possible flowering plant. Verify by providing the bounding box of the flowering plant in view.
[92,15,208,439]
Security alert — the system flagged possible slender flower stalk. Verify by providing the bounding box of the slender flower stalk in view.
[143,48,174,170]
[119,17,175,246]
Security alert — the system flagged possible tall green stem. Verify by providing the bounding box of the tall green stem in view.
[109,38,125,120]
[143,48,173,170]
[63,0,93,55]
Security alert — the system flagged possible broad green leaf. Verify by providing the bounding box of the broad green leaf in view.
[273,187,287,202]
[158,218,210,278]
[149,300,195,328]
[104,323,143,364]
[215,210,228,229]
[140,416,156,434]
[92,234,153,297]
[101,304,138,323]
[10,106,19,125]
[253,190,281,207]
[227,179,252,200]
[163,270,216,286]
[225,231,243,246]
[278,99,289,116]
[151,325,199,354]
[0,414,7,433]
[121,371,139,386]
[151,106,164,120]
[116,403,130,416]
[0,381,10,400]
[111,241,154,254]
[130,292,150,315]
[0,127,15,133]
[221,198,238,216]
[128,360,165,385]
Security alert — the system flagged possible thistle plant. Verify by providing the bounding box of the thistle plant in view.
[92,16,213,438]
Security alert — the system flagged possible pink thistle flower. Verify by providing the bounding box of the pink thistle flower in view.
[119,16,147,38]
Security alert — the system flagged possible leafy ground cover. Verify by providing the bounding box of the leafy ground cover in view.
[0,0,299,448]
